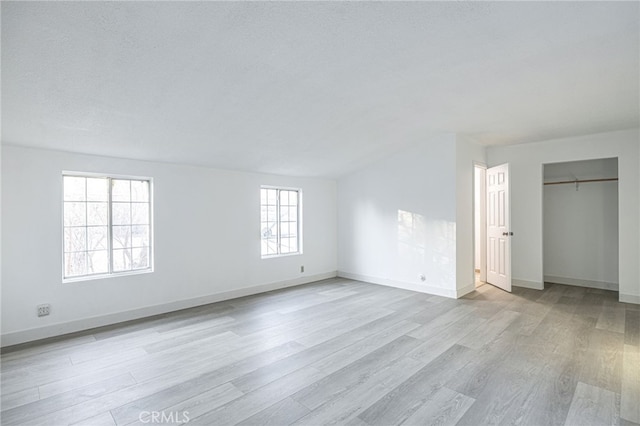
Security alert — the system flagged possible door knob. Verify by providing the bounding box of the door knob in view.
[502,232,514,236]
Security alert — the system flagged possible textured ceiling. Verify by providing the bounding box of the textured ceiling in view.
[2,1,638,177]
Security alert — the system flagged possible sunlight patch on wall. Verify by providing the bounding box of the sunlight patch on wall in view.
[396,210,455,286]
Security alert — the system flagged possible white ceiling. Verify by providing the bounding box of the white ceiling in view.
[2,2,638,178]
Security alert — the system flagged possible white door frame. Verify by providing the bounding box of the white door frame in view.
[473,162,487,283]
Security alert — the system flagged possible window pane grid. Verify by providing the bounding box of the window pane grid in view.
[63,175,152,280]
[260,187,300,257]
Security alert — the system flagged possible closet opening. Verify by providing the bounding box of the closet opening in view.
[542,158,619,293]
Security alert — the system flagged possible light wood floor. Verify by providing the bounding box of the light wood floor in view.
[1,278,639,426]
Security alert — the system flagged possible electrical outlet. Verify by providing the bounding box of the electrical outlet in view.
[37,304,50,317]
[300,265,305,273]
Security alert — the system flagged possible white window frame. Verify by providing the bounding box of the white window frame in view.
[62,171,154,282]
[260,185,303,258]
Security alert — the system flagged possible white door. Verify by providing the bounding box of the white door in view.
[486,163,511,292]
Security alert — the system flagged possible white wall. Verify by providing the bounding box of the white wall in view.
[337,134,459,297]
[543,180,618,290]
[1,146,337,345]
[487,128,639,303]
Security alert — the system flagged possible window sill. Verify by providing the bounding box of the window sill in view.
[261,252,302,260]
[63,268,153,284]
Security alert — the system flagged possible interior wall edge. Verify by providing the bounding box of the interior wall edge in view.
[0,270,337,348]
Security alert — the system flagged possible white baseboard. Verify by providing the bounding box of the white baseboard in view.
[544,275,618,291]
[513,278,544,290]
[337,271,457,299]
[1,271,337,348]
[620,293,640,305]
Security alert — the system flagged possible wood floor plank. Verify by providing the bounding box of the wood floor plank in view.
[358,344,475,426]
[235,397,309,426]
[453,353,552,425]
[226,315,411,394]
[276,290,359,314]
[506,296,551,316]
[536,283,567,304]
[23,369,205,426]
[401,386,475,426]
[385,293,439,313]
[407,301,469,328]
[511,312,594,426]
[2,325,198,394]
[530,311,597,356]
[26,329,235,399]
[549,296,583,321]
[456,309,520,349]
[621,344,640,423]
[579,328,624,393]
[295,308,396,347]
[38,366,134,400]
[229,314,416,394]
[69,411,116,426]
[497,350,576,426]
[1,351,75,374]
[1,373,136,426]
[574,292,604,320]
[444,330,521,399]
[565,381,620,426]
[406,312,486,365]
[504,311,546,336]
[1,355,74,394]
[292,335,422,411]
[407,304,477,340]
[452,308,594,425]
[563,285,587,300]
[1,334,97,361]
[71,347,148,367]
[112,341,305,425]
[0,386,40,411]
[151,305,236,334]
[188,366,324,426]
[224,293,396,352]
[460,299,506,319]
[310,320,420,375]
[624,309,640,346]
[142,329,238,355]
[597,301,626,333]
[292,356,425,426]
[126,382,244,426]
[345,416,371,426]
[129,334,304,384]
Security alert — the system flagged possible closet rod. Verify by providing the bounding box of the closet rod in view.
[543,177,618,186]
